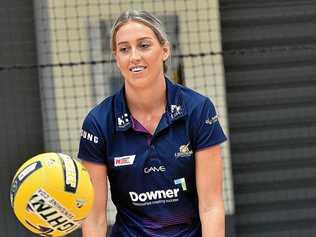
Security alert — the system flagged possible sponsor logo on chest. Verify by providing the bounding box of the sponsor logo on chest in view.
[128,178,187,206]
[114,155,136,167]
[144,165,166,174]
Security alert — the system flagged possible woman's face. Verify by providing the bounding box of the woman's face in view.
[114,20,169,88]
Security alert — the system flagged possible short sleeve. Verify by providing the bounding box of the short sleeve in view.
[78,112,107,164]
[191,98,227,150]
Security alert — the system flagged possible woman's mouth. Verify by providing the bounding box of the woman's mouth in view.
[129,66,147,73]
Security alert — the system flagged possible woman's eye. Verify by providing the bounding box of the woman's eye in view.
[119,47,128,53]
[140,43,150,49]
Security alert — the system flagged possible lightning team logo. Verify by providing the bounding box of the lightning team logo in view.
[175,143,193,158]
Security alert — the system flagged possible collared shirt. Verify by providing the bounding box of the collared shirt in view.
[78,78,227,237]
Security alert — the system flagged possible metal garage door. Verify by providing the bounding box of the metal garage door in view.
[220,1,316,236]
[0,1,44,236]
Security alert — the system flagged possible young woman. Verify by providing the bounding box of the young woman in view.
[78,10,227,237]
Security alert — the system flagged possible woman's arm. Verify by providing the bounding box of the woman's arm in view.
[195,145,225,237]
[81,160,108,237]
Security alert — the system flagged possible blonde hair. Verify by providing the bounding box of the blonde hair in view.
[111,10,170,72]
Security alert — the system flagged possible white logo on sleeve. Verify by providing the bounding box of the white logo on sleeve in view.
[80,129,99,144]
[114,155,136,167]
[205,114,219,125]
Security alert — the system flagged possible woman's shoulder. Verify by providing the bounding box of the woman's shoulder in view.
[89,96,114,117]
[84,94,116,127]
[175,83,213,111]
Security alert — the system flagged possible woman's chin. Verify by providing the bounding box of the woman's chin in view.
[125,76,149,88]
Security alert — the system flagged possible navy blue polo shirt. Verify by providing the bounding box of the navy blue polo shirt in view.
[78,78,227,237]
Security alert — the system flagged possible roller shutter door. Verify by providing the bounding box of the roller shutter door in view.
[220,1,316,236]
[0,1,44,236]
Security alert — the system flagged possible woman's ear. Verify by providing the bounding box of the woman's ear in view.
[113,51,120,69]
[162,42,170,61]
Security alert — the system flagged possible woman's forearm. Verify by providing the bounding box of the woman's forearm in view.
[82,216,107,237]
[199,200,225,237]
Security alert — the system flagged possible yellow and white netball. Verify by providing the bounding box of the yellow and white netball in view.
[10,153,94,236]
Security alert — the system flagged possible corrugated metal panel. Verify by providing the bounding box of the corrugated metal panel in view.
[0,1,45,236]
[220,0,316,236]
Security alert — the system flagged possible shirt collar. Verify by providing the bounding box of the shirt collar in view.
[114,88,132,132]
[114,77,187,132]
[165,77,187,122]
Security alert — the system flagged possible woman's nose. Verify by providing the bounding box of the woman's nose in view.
[130,48,141,62]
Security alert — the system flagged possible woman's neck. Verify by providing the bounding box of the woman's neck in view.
[125,77,166,115]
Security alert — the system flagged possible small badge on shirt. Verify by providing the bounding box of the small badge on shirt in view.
[170,104,183,119]
[117,113,130,129]
[114,155,136,167]
[175,143,193,158]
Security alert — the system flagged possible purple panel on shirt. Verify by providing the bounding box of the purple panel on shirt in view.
[131,116,152,145]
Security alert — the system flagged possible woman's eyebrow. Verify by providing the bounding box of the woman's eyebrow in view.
[117,37,153,45]
[137,37,153,41]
